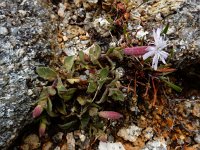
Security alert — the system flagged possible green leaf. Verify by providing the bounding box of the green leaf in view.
[99,68,109,79]
[87,81,97,93]
[160,77,182,92]
[58,88,77,101]
[47,98,52,112]
[97,78,107,90]
[81,114,90,129]
[64,56,75,71]
[89,44,101,64]
[45,98,57,117]
[96,88,108,104]
[78,51,86,64]
[56,100,67,115]
[108,88,125,101]
[56,78,66,91]
[58,120,78,129]
[47,86,56,96]
[56,78,77,101]
[38,88,49,101]
[162,23,169,35]
[77,96,87,106]
[107,47,123,61]
[89,107,98,117]
[36,67,57,81]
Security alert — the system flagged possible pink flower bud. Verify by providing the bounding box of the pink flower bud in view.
[39,122,46,137]
[32,105,43,118]
[124,46,148,56]
[99,111,123,120]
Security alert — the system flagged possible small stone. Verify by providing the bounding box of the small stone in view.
[27,89,33,96]
[60,143,68,150]
[20,144,29,150]
[79,35,89,40]
[0,15,6,19]
[194,133,200,144]
[143,127,154,140]
[117,124,142,143]
[74,0,82,7]
[142,137,167,150]
[87,0,98,3]
[98,141,125,150]
[54,146,61,150]
[79,134,86,142]
[62,36,68,41]
[58,37,63,43]
[66,133,75,150]
[42,141,53,150]
[53,132,64,143]
[58,3,66,18]
[18,10,27,16]
[0,27,8,35]
[23,134,40,149]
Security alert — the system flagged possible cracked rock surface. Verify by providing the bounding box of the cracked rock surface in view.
[0,0,54,149]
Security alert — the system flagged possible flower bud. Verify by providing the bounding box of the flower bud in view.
[124,46,148,56]
[99,111,123,120]
[32,105,43,118]
[39,121,46,137]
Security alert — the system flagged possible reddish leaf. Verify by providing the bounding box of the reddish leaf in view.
[156,68,176,73]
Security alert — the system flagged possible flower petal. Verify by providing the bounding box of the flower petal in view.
[143,47,156,60]
[152,54,159,70]
[160,56,166,64]
[160,51,169,59]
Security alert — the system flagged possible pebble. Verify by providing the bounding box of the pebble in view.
[0,27,8,35]
[42,141,53,150]
[194,133,200,144]
[87,0,98,3]
[23,134,40,149]
[52,132,64,143]
[142,137,167,150]
[143,127,154,140]
[58,3,66,18]
[117,124,142,143]
[18,10,27,16]
[98,141,125,150]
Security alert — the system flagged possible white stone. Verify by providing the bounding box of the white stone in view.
[58,3,66,18]
[87,0,98,3]
[194,134,200,144]
[79,134,86,142]
[98,141,125,150]
[93,17,110,29]
[142,137,167,150]
[136,29,149,40]
[18,10,27,16]
[117,124,142,143]
[0,27,8,35]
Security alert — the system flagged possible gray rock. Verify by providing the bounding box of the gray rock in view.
[0,0,55,149]
[0,27,8,35]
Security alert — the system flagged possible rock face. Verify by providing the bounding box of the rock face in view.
[0,0,54,149]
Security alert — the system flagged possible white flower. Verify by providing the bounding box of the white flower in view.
[143,28,169,70]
